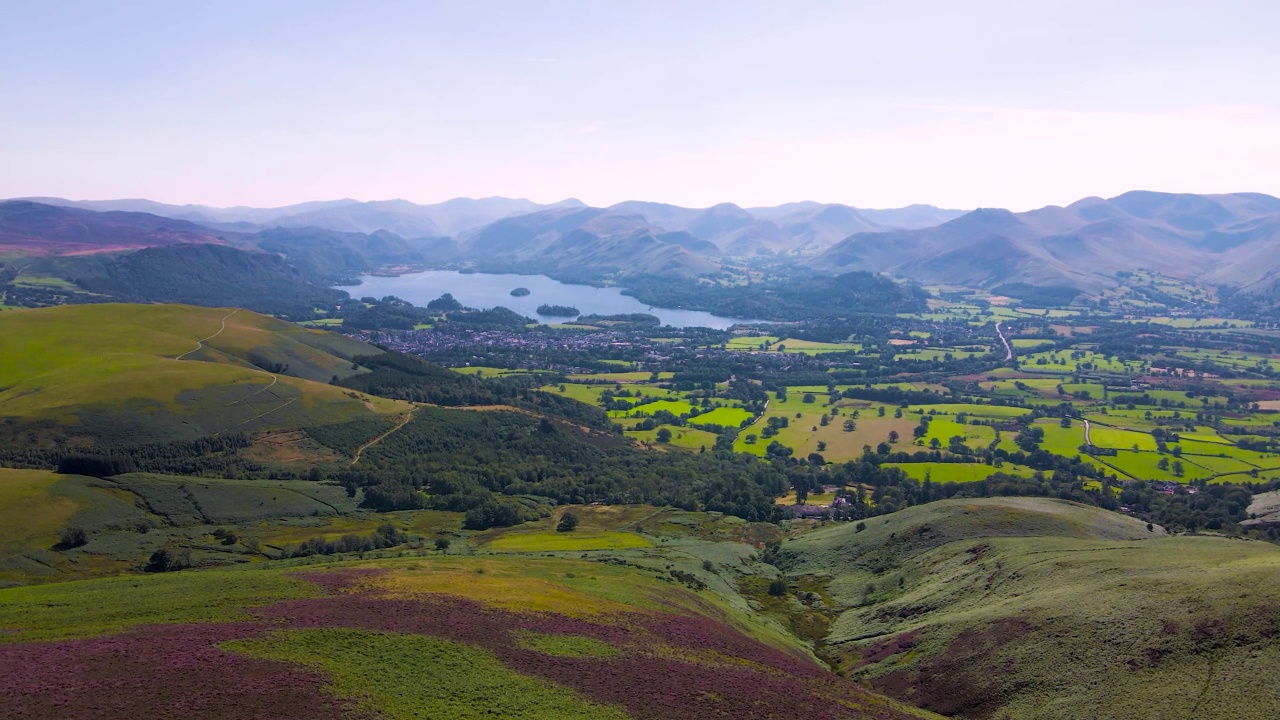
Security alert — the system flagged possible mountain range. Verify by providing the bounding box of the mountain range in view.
[815,191,1280,296]
[6,191,1280,297]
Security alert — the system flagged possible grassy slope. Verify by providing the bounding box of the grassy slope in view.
[0,303,405,446]
[779,498,1280,719]
[0,553,939,720]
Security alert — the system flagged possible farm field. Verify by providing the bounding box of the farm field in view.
[883,462,1035,483]
[691,406,754,427]
[567,371,674,382]
[627,425,719,451]
[1019,349,1146,374]
[451,366,549,377]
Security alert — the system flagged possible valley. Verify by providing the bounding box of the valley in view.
[4,193,1280,720]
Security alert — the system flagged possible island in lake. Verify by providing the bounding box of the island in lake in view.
[510,287,531,297]
[536,303,580,316]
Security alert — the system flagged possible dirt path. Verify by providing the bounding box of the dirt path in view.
[350,411,417,466]
[177,308,240,360]
[995,321,1013,362]
[230,374,278,405]
[1083,418,1093,446]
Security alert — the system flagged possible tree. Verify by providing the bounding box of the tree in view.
[767,579,787,596]
[57,526,88,550]
[1172,460,1184,477]
[434,538,451,552]
[802,393,816,404]
[1157,457,1170,471]
[655,427,673,443]
[556,511,580,532]
[888,430,900,443]
[843,419,856,432]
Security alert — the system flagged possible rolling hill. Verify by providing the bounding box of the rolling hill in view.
[0,303,406,449]
[0,552,941,720]
[457,206,722,281]
[814,191,1280,296]
[775,497,1280,719]
[0,201,231,256]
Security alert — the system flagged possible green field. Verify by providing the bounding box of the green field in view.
[691,406,754,427]
[485,530,653,552]
[883,462,1035,483]
[628,425,719,451]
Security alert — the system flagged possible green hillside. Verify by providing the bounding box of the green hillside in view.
[0,551,939,720]
[774,498,1280,719]
[0,304,407,447]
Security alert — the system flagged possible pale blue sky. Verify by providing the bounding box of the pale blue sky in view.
[2,1,1277,210]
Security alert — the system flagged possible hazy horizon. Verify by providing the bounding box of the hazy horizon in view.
[3,1,1278,212]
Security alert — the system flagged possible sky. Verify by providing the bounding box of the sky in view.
[2,0,1278,211]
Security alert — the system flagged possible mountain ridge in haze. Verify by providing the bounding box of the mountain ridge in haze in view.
[814,191,1280,296]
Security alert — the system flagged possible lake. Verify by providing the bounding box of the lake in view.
[340,270,760,329]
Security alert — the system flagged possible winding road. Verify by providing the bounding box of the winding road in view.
[1083,418,1093,447]
[995,321,1013,362]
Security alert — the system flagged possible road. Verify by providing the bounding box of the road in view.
[1083,418,1093,447]
[995,321,1013,362]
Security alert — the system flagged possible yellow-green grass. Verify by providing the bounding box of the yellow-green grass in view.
[1020,349,1146,374]
[912,403,1031,419]
[1086,424,1158,451]
[628,425,719,451]
[772,338,863,355]
[883,462,1036,483]
[724,335,781,349]
[297,317,344,327]
[0,565,323,642]
[1136,316,1255,329]
[228,628,630,720]
[0,470,81,558]
[1101,450,1206,482]
[451,366,546,377]
[1035,421,1089,456]
[612,399,695,418]
[915,419,995,451]
[691,406,754,427]
[1060,382,1106,397]
[0,304,406,437]
[1173,348,1275,371]
[1011,338,1057,349]
[12,274,80,291]
[894,347,989,362]
[738,404,919,463]
[1180,454,1258,476]
[485,531,653,552]
[567,371,674,382]
[774,490,840,506]
[541,382,610,405]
